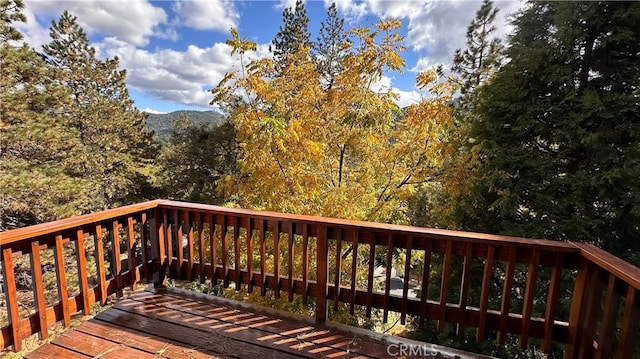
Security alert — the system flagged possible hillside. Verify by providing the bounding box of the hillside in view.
[145,110,225,142]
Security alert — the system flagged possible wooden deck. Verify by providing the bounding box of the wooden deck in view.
[23,288,484,359]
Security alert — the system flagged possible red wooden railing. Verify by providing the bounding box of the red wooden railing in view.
[1,200,639,358]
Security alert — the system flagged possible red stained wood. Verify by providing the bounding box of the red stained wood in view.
[616,285,639,359]
[198,212,205,284]
[316,225,328,322]
[2,248,22,351]
[221,215,229,287]
[400,236,413,325]
[477,245,495,341]
[234,216,241,291]
[111,221,123,297]
[76,229,91,315]
[457,243,474,336]
[54,235,71,327]
[139,213,149,284]
[95,225,108,305]
[127,216,137,291]
[52,330,155,358]
[247,217,254,293]
[541,252,562,353]
[30,241,48,339]
[288,222,295,302]
[365,237,376,318]
[438,240,453,332]
[519,249,540,348]
[419,240,432,329]
[498,246,517,344]
[273,220,281,298]
[175,209,183,279]
[260,219,267,296]
[185,210,194,281]
[208,213,216,282]
[333,228,342,312]
[383,233,393,323]
[596,274,622,358]
[302,223,309,307]
[25,343,90,358]
[349,229,359,315]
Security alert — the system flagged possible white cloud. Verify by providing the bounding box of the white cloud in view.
[141,108,167,114]
[325,0,368,22]
[173,0,239,32]
[276,0,301,10]
[24,0,167,47]
[96,37,272,108]
[394,88,422,108]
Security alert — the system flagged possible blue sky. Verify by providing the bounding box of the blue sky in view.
[17,0,522,114]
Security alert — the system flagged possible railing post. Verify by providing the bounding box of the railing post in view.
[315,224,328,323]
[151,207,166,288]
[565,259,598,359]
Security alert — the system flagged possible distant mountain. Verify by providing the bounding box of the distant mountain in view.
[145,110,225,142]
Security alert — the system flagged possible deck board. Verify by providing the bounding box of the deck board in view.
[23,288,482,359]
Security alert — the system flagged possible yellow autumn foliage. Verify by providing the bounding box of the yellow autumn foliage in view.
[213,20,457,224]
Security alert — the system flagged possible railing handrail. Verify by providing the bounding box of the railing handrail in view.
[158,200,580,251]
[1,200,639,357]
[0,199,165,245]
[571,242,640,290]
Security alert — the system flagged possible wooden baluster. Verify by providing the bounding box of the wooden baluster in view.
[234,216,241,291]
[596,275,622,359]
[615,285,639,359]
[30,241,48,339]
[419,240,432,329]
[302,223,309,306]
[400,236,413,325]
[260,219,267,296]
[316,224,328,323]
[541,252,563,353]
[365,235,376,318]
[477,245,495,341]
[581,266,604,358]
[520,249,540,348]
[76,230,91,315]
[498,246,517,344]
[564,261,594,359]
[185,211,194,281]
[127,216,137,291]
[273,220,281,298]
[288,222,295,302]
[111,221,123,297]
[152,207,166,287]
[2,248,21,351]
[438,240,453,332]
[54,235,71,326]
[383,233,393,323]
[175,209,183,279]
[333,228,343,312]
[95,225,108,305]
[140,213,149,283]
[199,212,206,283]
[209,213,216,282]
[247,217,254,293]
[349,229,359,315]
[221,215,229,287]
[457,243,474,335]
[164,210,172,279]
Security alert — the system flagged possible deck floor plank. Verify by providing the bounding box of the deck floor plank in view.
[75,320,223,359]
[25,343,91,359]
[21,288,475,359]
[125,290,392,358]
[51,330,156,359]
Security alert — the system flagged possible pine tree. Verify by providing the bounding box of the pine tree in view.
[452,0,503,100]
[1,2,91,228]
[313,2,347,89]
[415,0,503,231]
[471,1,640,263]
[270,0,311,68]
[158,116,239,205]
[42,11,157,211]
